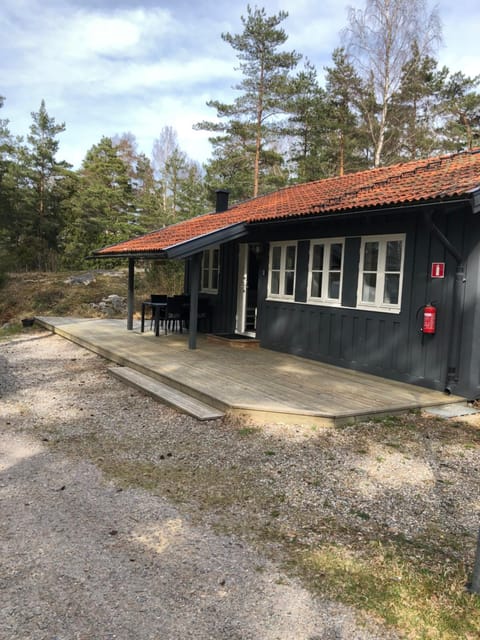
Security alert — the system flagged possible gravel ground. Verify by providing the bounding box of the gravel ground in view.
[0,331,401,640]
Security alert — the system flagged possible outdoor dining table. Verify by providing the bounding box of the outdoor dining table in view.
[140,301,167,337]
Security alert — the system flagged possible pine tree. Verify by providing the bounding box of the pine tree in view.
[324,48,370,175]
[0,97,22,269]
[22,100,71,270]
[196,6,301,198]
[390,42,447,160]
[437,71,480,152]
[283,61,332,182]
[62,137,135,267]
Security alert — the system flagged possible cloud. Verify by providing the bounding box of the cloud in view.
[3,0,479,171]
[64,7,176,59]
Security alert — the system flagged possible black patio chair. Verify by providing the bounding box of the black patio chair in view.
[198,298,212,332]
[149,294,168,331]
[181,297,212,333]
[165,296,184,333]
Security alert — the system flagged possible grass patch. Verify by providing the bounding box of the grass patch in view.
[0,322,23,340]
[33,400,480,639]
[238,426,260,436]
[293,541,480,639]
[0,269,167,325]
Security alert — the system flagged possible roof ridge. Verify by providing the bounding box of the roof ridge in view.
[226,148,479,213]
[309,149,478,211]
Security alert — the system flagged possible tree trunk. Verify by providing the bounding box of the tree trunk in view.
[339,131,345,177]
[254,61,265,198]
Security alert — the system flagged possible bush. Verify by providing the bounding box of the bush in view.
[144,260,185,295]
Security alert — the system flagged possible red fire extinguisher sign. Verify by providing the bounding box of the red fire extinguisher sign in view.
[431,262,445,278]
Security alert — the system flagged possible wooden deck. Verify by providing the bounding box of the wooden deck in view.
[35,316,465,425]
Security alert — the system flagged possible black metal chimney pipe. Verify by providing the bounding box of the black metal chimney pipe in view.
[215,189,229,213]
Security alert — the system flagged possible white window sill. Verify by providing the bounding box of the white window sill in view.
[356,303,401,314]
[306,298,342,308]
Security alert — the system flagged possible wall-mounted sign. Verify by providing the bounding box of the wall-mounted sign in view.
[431,262,445,278]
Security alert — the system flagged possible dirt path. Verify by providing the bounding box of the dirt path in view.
[0,332,396,640]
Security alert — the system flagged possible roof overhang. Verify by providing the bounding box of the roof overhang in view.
[91,222,248,261]
[468,189,480,214]
[165,222,248,259]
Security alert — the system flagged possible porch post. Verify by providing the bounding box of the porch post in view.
[188,253,201,349]
[127,257,135,330]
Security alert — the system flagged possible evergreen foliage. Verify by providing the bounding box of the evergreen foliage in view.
[62,137,136,268]
[437,71,480,151]
[197,5,301,201]
[152,127,209,227]
[1,1,480,273]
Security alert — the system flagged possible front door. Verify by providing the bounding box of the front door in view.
[236,244,259,336]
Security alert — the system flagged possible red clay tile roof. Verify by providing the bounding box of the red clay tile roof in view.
[95,148,480,257]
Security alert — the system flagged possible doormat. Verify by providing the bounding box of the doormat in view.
[207,334,260,349]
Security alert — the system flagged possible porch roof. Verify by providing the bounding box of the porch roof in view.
[94,148,480,259]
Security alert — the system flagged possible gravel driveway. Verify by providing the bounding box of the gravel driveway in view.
[0,331,397,640]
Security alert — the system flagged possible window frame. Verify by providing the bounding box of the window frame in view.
[356,234,406,313]
[267,241,298,301]
[200,246,220,294]
[307,238,345,306]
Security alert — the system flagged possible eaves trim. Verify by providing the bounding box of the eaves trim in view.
[247,196,474,227]
[90,222,248,261]
[164,222,248,259]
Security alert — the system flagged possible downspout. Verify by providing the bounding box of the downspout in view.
[424,212,466,392]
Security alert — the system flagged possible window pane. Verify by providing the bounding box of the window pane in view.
[364,242,378,271]
[211,269,219,290]
[312,244,324,270]
[284,271,294,296]
[362,273,377,302]
[384,273,400,304]
[386,241,402,271]
[311,272,322,298]
[202,270,209,289]
[272,246,281,270]
[329,243,343,269]
[328,272,341,299]
[271,271,280,294]
[285,245,296,270]
[212,249,219,269]
[203,251,210,270]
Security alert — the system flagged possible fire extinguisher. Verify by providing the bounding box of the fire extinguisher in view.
[422,304,437,334]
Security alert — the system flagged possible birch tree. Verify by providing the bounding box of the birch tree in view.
[342,0,441,167]
[152,126,208,225]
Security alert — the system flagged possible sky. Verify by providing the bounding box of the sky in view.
[1,0,479,169]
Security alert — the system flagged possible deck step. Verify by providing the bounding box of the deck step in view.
[108,366,224,421]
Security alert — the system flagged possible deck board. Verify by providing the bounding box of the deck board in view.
[35,317,465,425]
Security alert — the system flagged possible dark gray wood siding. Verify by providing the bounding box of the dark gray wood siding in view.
[208,203,480,399]
[254,206,470,393]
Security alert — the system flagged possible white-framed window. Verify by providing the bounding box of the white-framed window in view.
[201,246,220,293]
[268,241,297,300]
[307,238,344,305]
[357,234,405,312]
